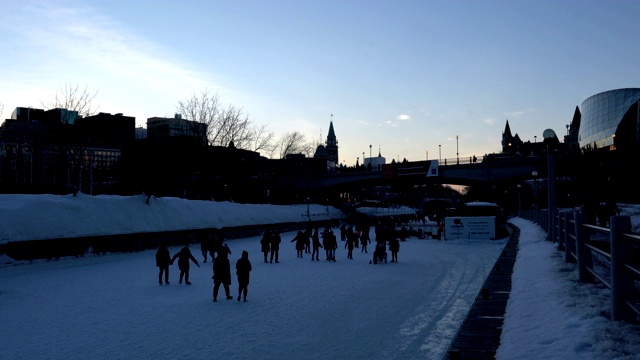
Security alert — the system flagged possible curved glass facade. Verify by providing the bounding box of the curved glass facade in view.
[579,88,640,150]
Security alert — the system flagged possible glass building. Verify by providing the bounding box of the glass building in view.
[579,88,640,151]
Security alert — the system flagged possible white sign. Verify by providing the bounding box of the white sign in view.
[444,216,496,240]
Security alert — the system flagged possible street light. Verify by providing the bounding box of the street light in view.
[426,150,428,160]
[456,135,459,165]
[532,170,539,214]
[439,144,441,163]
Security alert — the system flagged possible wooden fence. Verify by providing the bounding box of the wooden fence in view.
[519,209,640,323]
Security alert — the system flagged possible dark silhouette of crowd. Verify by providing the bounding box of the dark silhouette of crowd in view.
[153,217,418,303]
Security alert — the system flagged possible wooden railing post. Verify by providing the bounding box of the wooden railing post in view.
[610,215,634,322]
[564,210,575,263]
[558,211,566,252]
[574,211,594,283]
[546,153,556,242]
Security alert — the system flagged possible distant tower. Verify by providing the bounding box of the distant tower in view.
[501,119,522,153]
[502,119,513,153]
[326,120,338,164]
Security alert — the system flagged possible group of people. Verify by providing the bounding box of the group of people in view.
[259,228,282,263]
[285,220,402,264]
[200,230,224,263]
[288,225,340,261]
[155,230,253,302]
[155,243,201,285]
[154,220,408,302]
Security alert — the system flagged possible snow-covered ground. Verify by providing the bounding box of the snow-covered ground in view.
[1,194,639,359]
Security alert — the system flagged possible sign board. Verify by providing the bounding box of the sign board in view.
[382,160,439,179]
[427,160,438,177]
[444,216,496,240]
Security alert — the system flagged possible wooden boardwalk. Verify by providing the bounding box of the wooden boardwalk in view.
[443,225,520,360]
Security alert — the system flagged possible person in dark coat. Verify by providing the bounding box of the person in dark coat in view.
[345,228,357,260]
[155,243,172,285]
[235,250,252,302]
[212,251,233,301]
[171,246,200,285]
[260,229,271,263]
[269,230,281,263]
[389,237,400,263]
[324,229,337,262]
[360,224,371,253]
[291,231,306,258]
[372,243,387,264]
[311,227,323,261]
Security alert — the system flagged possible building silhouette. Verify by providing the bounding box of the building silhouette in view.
[2,90,640,203]
[147,114,207,144]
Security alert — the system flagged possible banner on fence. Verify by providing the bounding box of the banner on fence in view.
[444,216,496,240]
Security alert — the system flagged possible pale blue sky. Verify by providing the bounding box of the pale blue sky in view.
[1,0,639,165]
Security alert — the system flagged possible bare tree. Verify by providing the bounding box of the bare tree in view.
[42,84,99,123]
[176,90,221,145]
[249,123,275,155]
[217,104,252,148]
[0,102,4,119]
[274,131,310,159]
[176,90,274,153]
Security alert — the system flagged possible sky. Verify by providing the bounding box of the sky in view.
[2,1,640,165]
[1,194,639,359]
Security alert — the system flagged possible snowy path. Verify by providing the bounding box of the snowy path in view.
[0,231,506,360]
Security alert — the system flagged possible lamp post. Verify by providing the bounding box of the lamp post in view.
[426,150,428,160]
[439,144,441,163]
[517,184,522,213]
[363,152,365,166]
[456,135,459,165]
[532,170,539,222]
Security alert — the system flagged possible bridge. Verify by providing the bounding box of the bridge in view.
[271,154,546,192]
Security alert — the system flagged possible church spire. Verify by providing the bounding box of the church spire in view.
[327,121,336,145]
[503,119,512,137]
[325,116,338,164]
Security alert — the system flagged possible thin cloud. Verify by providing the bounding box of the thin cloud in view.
[504,111,525,118]
[397,114,411,121]
[17,2,223,97]
[484,117,496,125]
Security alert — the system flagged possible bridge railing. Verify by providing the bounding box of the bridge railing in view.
[519,209,640,323]
[440,156,483,166]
